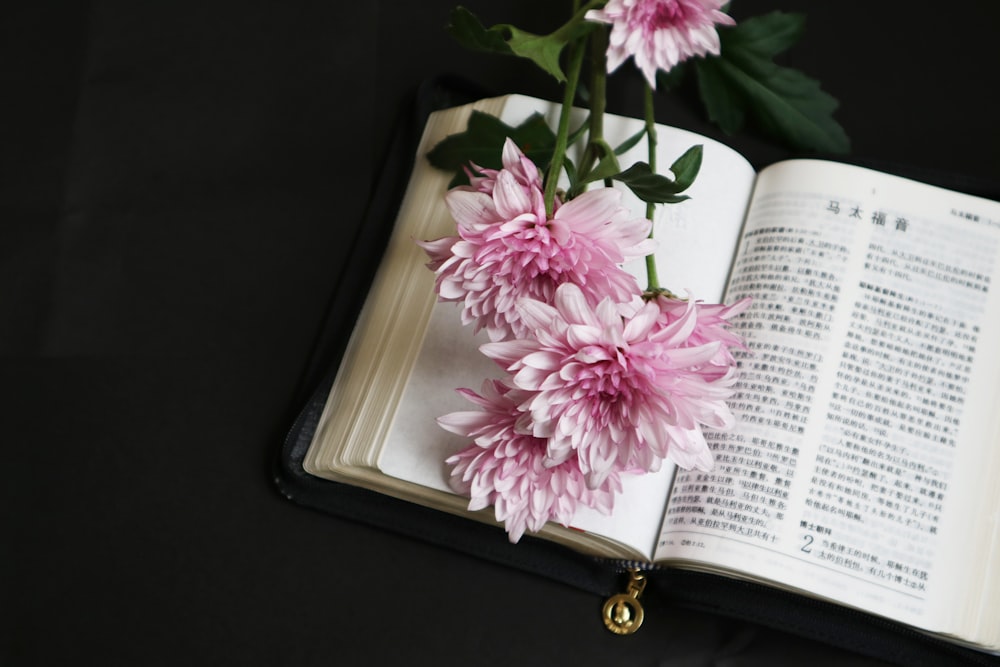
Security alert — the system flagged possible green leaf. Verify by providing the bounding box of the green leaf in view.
[426,111,556,186]
[445,6,596,81]
[694,12,849,154]
[446,7,514,57]
[613,127,647,156]
[503,26,574,81]
[584,151,622,185]
[668,145,703,191]
[613,162,692,204]
[609,147,702,204]
[653,61,690,92]
[727,9,805,55]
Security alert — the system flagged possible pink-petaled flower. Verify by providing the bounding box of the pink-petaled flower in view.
[481,283,745,488]
[418,138,655,341]
[586,0,735,88]
[440,379,623,543]
[462,137,547,198]
[651,292,750,381]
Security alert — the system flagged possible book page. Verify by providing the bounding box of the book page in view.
[656,159,1000,641]
[376,95,757,558]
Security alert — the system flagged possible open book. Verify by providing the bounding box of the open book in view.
[302,94,1000,654]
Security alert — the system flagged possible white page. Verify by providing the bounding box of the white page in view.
[658,159,1000,635]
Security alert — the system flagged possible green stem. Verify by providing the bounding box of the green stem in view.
[543,37,587,218]
[643,83,660,292]
[578,26,608,186]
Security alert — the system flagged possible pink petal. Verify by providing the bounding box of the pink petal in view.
[444,190,497,229]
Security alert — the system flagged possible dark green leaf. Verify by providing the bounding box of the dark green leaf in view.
[692,59,745,133]
[504,26,572,81]
[426,111,556,186]
[584,151,622,185]
[445,6,596,81]
[654,61,690,92]
[694,12,849,153]
[726,10,804,56]
[571,139,622,195]
[669,145,702,191]
[614,127,647,156]
[613,162,691,204]
[446,7,514,56]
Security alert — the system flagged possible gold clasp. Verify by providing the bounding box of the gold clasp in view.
[602,568,647,635]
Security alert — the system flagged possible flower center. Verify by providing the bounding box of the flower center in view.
[638,0,689,31]
[574,345,643,400]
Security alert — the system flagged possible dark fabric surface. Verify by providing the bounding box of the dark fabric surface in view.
[5,2,999,665]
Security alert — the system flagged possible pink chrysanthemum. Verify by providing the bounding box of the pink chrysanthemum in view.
[481,283,745,488]
[652,292,750,380]
[462,138,546,198]
[586,0,735,88]
[440,379,623,543]
[419,138,654,341]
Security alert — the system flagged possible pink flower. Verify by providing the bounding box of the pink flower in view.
[652,292,750,381]
[481,283,745,488]
[586,0,735,87]
[463,138,547,198]
[418,138,654,341]
[440,379,623,543]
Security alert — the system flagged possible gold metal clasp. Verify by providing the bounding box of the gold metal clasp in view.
[602,568,647,635]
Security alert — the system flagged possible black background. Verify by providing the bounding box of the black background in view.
[5,2,999,665]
